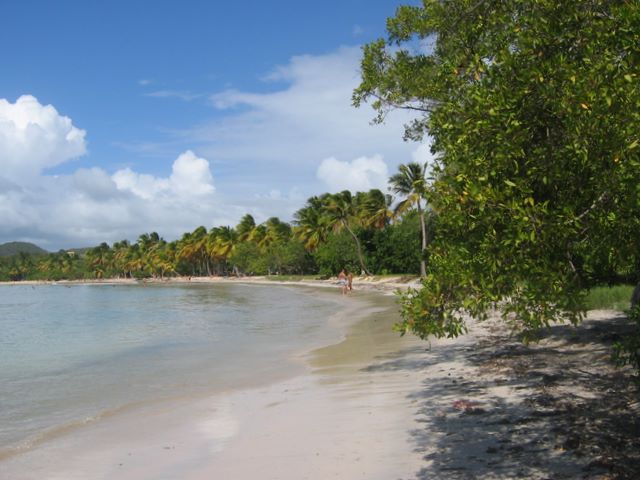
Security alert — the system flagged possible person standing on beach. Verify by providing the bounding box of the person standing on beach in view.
[347,271,353,293]
[338,269,348,295]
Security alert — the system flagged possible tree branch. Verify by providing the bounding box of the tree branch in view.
[370,93,440,114]
[575,191,609,223]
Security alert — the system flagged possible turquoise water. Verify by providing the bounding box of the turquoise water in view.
[0,283,338,455]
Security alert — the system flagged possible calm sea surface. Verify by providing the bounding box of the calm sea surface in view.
[0,283,339,455]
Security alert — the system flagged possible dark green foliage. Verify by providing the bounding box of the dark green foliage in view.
[356,0,640,341]
[313,231,363,277]
[369,212,422,275]
[230,239,315,275]
[229,242,265,275]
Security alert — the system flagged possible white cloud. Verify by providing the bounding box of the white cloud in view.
[111,168,169,200]
[169,150,215,195]
[192,46,416,191]
[73,167,121,201]
[0,95,86,182]
[316,155,389,192]
[0,96,227,248]
[112,150,214,199]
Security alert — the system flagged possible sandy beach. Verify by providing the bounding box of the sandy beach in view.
[1,277,639,479]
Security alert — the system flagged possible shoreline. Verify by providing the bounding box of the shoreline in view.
[0,274,422,295]
[2,280,638,478]
[0,282,428,479]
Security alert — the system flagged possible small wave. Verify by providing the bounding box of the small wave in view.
[0,401,147,462]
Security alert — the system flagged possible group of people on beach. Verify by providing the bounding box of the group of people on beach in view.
[337,269,353,295]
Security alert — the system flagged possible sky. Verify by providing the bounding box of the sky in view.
[0,0,428,250]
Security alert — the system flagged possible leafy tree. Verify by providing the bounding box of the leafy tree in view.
[313,230,363,277]
[263,238,312,275]
[355,0,640,339]
[229,242,265,275]
[370,210,423,275]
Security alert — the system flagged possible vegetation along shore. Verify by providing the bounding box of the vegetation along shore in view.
[2,0,640,477]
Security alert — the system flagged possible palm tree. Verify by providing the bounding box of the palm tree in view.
[136,232,165,277]
[147,241,174,279]
[125,244,145,277]
[357,189,395,230]
[263,217,291,247]
[86,242,113,278]
[236,214,256,243]
[178,227,208,276]
[325,190,372,276]
[212,226,238,265]
[389,162,429,277]
[248,224,267,248]
[293,195,331,251]
[112,240,131,278]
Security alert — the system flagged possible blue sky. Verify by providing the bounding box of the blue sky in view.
[0,0,427,249]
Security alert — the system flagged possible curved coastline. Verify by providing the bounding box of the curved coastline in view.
[0,280,427,479]
[3,279,636,479]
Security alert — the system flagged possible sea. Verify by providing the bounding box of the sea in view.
[0,282,340,459]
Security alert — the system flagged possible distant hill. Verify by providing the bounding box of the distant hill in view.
[0,241,48,257]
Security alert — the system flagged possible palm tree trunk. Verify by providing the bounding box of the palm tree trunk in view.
[344,221,372,276]
[417,202,427,277]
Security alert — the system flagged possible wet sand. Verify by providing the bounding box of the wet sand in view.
[2,280,638,479]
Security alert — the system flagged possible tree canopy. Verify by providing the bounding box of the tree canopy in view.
[355,0,640,339]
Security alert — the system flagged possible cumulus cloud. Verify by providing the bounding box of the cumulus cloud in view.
[0,96,226,248]
[40,159,223,248]
[73,167,122,201]
[0,95,86,182]
[112,150,214,199]
[316,155,389,192]
[169,150,215,195]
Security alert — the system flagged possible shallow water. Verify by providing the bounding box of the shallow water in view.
[0,283,339,456]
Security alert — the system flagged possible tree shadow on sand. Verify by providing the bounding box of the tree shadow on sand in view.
[363,313,640,480]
